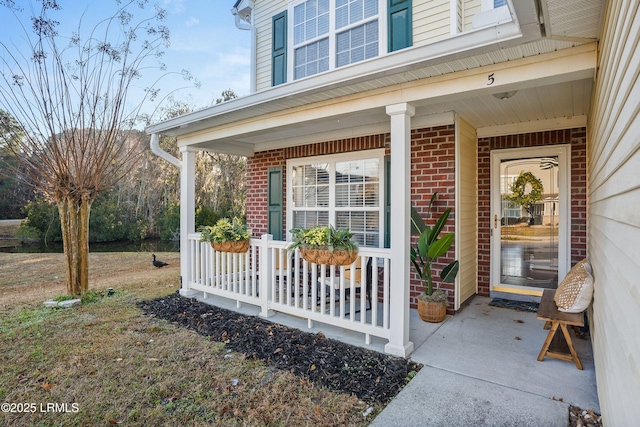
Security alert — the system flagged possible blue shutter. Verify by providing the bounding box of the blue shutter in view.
[267,166,284,240]
[388,0,412,52]
[272,11,287,86]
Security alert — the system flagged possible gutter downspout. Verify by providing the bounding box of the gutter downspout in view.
[232,2,256,94]
[150,133,194,295]
[150,133,182,169]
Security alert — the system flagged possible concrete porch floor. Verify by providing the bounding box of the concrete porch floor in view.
[191,292,599,426]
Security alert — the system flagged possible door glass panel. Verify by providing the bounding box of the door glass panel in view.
[500,157,559,289]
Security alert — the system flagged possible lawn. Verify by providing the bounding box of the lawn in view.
[0,252,381,426]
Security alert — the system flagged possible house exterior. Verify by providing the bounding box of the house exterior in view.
[146,0,640,422]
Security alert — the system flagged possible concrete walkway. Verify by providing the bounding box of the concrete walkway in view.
[370,297,599,426]
[194,292,599,426]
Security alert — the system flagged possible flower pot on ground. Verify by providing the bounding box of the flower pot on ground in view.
[417,290,448,323]
[199,217,251,253]
[410,193,459,322]
[289,225,358,266]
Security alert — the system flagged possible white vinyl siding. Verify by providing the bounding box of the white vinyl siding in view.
[455,116,478,310]
[413,0,451,46]
[587,0,640,423]
[463,0,481,32]
[255,1,288,91]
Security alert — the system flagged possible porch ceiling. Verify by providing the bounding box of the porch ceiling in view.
[241,78,593,146]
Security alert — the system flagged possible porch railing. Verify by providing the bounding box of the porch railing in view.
[186,233,392,344]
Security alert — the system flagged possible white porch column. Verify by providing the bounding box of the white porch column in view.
[179,146,198,297]
[385,103,415,357]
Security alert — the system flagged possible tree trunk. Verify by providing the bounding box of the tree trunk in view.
[57,195,92,295]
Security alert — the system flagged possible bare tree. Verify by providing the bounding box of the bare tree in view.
[0,0,176,295]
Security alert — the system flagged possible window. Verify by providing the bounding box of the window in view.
[273,1,413,85]
[291,0,380,80]
[482,0,507,10]
[288,150,385,247]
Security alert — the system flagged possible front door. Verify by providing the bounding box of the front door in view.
[490,145,570,298]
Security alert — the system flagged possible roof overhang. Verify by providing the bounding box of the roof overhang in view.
[145,0,601,156]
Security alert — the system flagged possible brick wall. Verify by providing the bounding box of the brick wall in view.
[247,126,587,309]
[409,125,457,310]
[246,126,457,309]
[476,128,588,296]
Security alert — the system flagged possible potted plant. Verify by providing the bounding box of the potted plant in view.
[410,193,459,323]
[199,217,252,253]
[289,225,358,266]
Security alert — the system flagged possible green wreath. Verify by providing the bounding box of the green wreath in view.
[507,171,543,209]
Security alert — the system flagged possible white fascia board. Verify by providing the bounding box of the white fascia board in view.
[145,18,530,137]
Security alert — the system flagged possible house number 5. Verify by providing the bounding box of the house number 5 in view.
[487,73,495,85]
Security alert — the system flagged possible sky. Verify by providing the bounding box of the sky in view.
[0,0,251,122]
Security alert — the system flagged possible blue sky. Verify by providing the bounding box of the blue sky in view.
[0,0,251,120]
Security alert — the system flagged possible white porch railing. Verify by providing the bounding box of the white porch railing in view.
[186,233,392,345]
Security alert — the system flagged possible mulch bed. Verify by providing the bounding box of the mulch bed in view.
[137,293,422,404]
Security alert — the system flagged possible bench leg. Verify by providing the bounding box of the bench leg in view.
[537,321,559,361]
[560,323,583,370]
[537,321,583,370]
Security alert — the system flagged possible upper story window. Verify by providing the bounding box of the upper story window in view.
[291,0,380,80]
[482,0,507,10]
[272,1,412,86]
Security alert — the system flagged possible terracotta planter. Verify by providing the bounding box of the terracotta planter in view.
[417,299,447,323]
[211,240,250,253]
[300,248,358,266]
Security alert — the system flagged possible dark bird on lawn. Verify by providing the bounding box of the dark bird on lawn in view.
[152,254,168,268]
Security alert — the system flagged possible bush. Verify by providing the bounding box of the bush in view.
[157,203,180,240]
[89,192,148,242]
[195,205,220,229]
[17,199,62,242]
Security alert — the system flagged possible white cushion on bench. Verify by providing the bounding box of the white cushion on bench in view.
[554,259,593,313]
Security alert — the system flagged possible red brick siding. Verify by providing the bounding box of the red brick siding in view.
[476,128,588,296]
[246,126,457,310]
[410,125,456,311]
[246,135,389,237]
[246,150,285,236]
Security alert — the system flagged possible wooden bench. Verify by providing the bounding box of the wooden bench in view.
[536,289,585,370]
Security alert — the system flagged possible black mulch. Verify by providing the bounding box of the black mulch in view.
[137,294,422,404]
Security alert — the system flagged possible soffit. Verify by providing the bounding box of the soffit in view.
[159,38,582,141]
[543,0,604,40]
[209,78,593,151]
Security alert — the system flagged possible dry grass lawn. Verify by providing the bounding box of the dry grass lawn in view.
[0,252,378,426]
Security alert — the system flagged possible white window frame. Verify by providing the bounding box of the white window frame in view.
[286,149,386,247]
[287,0,387,81]
[481,0,508,11]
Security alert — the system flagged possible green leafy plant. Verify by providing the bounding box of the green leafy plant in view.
[289,225,358,254]
[410,193,459,304]
[199,217,251,243]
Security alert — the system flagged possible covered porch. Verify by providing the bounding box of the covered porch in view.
[183,286,598,423]
[148,45,597,358]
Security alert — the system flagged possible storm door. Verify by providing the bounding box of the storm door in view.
[490,145,570,296]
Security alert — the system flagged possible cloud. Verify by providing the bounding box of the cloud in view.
[162,0,186,14]
[185,17,199,27]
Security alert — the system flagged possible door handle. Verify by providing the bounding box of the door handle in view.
[494,214,498,229]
